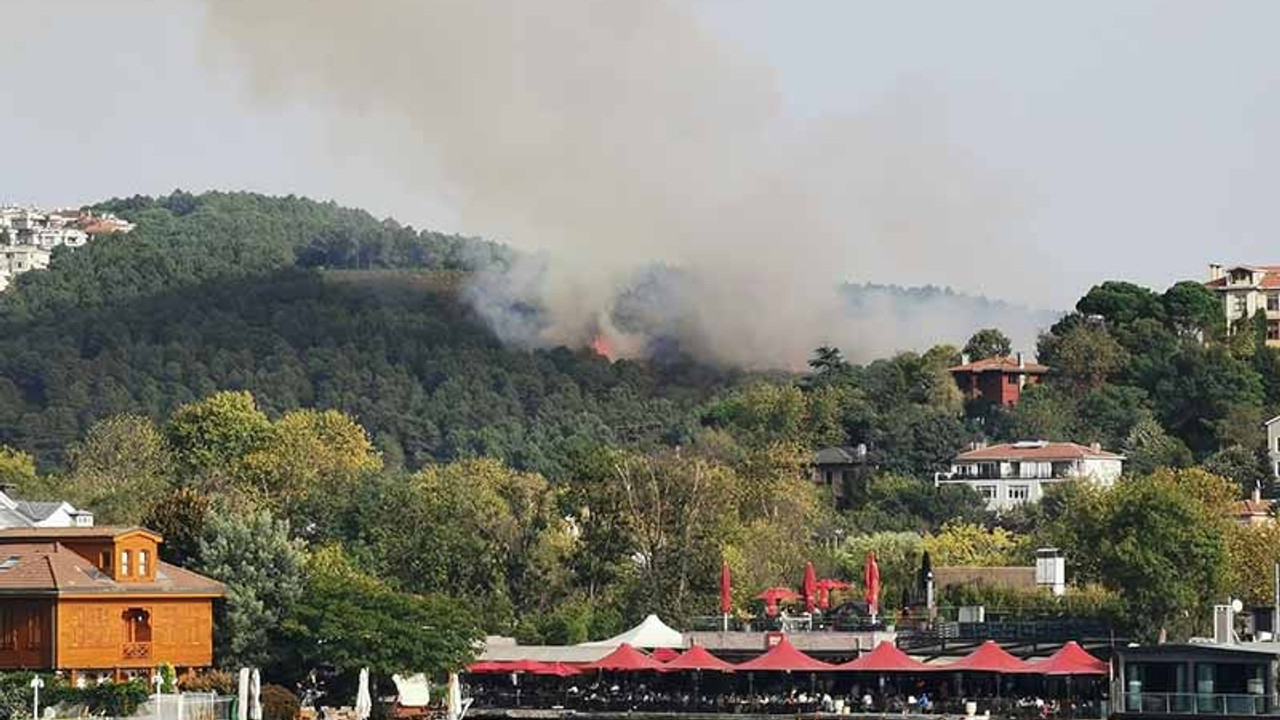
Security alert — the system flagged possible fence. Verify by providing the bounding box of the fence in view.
[1121,692,1269,715]
[134,693,235,720]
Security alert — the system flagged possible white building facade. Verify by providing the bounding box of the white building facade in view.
[1206,263,1280,345]
[936,440,1125,511]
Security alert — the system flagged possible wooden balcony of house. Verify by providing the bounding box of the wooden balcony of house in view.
[121,641,151,660]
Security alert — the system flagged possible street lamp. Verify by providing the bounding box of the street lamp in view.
[30,675,44,720]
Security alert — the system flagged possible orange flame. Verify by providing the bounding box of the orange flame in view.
[590,335,615,360]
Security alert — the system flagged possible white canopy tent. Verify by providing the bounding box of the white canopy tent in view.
[580,614,684,648]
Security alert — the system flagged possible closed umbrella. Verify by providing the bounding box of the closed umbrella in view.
[446,672,463,720]
[720,562,732,630]
[864,552,881,623]
[250,668,263,720]
[355,668,373,720]
[237,669,250,720]
[802,562,818,614]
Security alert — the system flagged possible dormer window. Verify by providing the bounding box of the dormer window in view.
[120,550,131,577]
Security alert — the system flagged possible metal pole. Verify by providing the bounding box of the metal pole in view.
[1273,563,1279,641]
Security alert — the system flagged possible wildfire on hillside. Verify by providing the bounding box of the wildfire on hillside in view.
[590,334,616,361]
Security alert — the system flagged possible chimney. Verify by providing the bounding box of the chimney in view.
[1090,442,1102,454]
[1210,263,1224,282]
[855,443,868,461]
[1017,351,1026,369]
[960,353,971,366]
[1253,482,1263,503]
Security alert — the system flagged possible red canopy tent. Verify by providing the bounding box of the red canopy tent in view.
[583,643,668,672]
[664,645,737,672]
[1030,642,1108,676]
[531,662,582,677]
[467,659,544,674]
[945,641,1036,673]
[838,641,935,673]
[652,648,680,663]
[735,636,836,672]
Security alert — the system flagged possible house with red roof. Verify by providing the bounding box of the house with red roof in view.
[948,353,1049,407]
[936,440,1124,510]
[1206,263,1280,343]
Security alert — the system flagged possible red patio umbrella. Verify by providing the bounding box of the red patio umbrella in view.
[720,562,732,616]
[817,578,852,610]
[863,552,881,620]
[735,636,836,672]
[1029,641,1107,676]
[756,587,800,617]
[802,562,819,613]
[945,640,1036,673]
[583,643,668,672]
[664,644,737,672]
[838,641,935,673]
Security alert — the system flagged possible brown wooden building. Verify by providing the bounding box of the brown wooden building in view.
[0,527,224,682]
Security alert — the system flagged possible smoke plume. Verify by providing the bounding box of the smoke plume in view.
[201,0,1046,367]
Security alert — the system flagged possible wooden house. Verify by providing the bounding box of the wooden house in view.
[0,527,223,683]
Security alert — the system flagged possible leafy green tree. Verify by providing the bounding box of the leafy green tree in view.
[868,405,976,478]
[1054,470,1233,640]
[0,446,39,491]
[198,509,307,670]
[167,391,271,480]
[1202,445,1271,497]
[281,546,481,676]
[1163,280,1224,337]
[141,488,212,565]
[963,328,1012,360]
[1151,343,1264,453]
[65,415,173,524]
[1076,281,1165,326]
[1075,385,1151,450]
[1124,416,1193,475]
[848,474,989,533]
[922,521,1031,567]
[837,532,924,609]
[997,385,1077,442]
[1040,323,1128,393]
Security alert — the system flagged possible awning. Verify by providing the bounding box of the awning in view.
[735,636,836,672]
[583,643,668,672]
[838,641,934,673]
[1029,642,1108,676]
[581,614,684,649]
[664,645,736,672]
[945,640,1036,673]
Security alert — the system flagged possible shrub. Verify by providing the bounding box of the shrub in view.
[80,679,150,717]
[261,684,300,720]
[179,670,236,695]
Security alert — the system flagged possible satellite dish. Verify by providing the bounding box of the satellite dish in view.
[1232,599,1244,613]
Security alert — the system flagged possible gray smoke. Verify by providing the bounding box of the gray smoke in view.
[201,0,1048,367]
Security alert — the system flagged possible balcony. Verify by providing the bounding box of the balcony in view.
[121,641,151,660]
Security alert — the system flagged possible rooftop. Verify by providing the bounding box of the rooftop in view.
[954,441,1124,462]
[0,526,159,542]
[0,542,222,597]
[948,355,1050,374]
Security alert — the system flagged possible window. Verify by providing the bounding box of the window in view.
[1007,374,1018,385]
[1269,321,1280,342]
[25,608,41,650]
[976,485,997,501]
[1269,294,1280,312]
[99,551,112,573]
[0,607,12,650]
[1008,485,1030,502]
[1234,295,1248,318]
[138,551,149,578]
[120,550,131,577]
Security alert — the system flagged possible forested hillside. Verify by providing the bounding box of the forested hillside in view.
[0,191,738,473]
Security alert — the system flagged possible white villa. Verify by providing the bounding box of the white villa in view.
[0,485,94,529]
[935,440,1125,511]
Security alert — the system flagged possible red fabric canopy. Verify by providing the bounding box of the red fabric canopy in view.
[466,661,508,674]
[583,643,668,672]
[1030,642,1108,676]
[652,648,680,663]
[533,662,583,677]
[664,645,737,672]
[467,659,544,674]
[735,637,836,672]
[838,641,935,673]
[945,641,1036,673]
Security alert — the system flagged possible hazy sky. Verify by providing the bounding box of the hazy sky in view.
[4,0,1280,310]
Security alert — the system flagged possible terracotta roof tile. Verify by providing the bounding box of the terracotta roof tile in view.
[0,542,221,596]
[954,441,1123,462]
[0,526,159,542]
[948,356,1050,374]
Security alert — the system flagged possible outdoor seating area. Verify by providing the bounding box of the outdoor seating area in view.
[466,640,1110,718]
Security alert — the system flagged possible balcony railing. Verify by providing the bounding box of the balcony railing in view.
[1122,692,1269,715]
[122,641,151,660]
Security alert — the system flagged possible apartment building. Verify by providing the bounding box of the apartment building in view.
[936,440,1125,511]
[1206,264,1280,344]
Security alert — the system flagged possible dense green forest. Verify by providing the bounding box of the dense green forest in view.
[2,190,1280,687]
